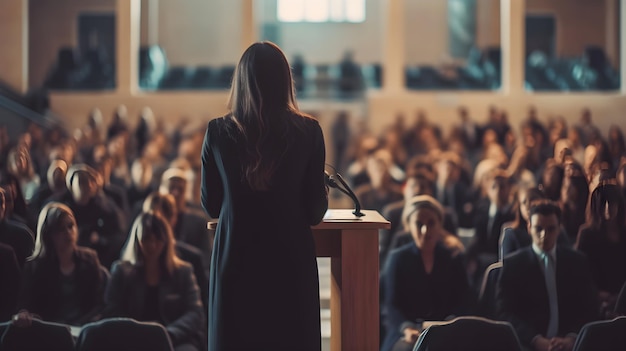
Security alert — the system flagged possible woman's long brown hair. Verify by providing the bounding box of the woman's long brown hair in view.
[227,41,312,191]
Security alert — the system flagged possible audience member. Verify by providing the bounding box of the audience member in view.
[576,182,626,317]
[381,195,469,351]
[52,164,125,268]
[28,159,69,214]
[16,202,105,326]
[499,187,546,260]
[468,169,515,285]
[107,212,205,351]
[160,168,212,278]
[141,191,209,318]
[0,187,35,267]
[6,146,40,204]
[1,173,36,230]
[0,242,20,321]
[354,149,403,214]
[497,200,598,351]
[560,161,589,242]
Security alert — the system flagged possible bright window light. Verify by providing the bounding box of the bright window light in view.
[278,0,365,23]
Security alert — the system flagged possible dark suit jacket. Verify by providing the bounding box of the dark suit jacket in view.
[381,243,469,351]
[174,209,212,278]
[18,247,105,326]
[496,246,599,347]
[0,219,35,268]
[104,260,205,347]
[469,200,515,260]
[0,243,20,321]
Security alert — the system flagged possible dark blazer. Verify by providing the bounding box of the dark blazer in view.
[0,219,35,268]
[381,243,469,351]
[576,225,626,295]
[499,225,571,261]
[0,243,20,321]
[469,200,515,260]
[18,247,105,326]
[104,260,204,348]
[496,246,599,347]
[51,192,126,269]
[174,209,213,278]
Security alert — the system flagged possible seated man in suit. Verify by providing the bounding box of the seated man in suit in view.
[497,200,598,351]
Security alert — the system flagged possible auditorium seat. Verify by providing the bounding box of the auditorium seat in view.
[0,319,75,351]
[75,318,174,351]
[477,261,502,320]
[572,316,626,351]
[615,281,626,316]
[413,316,522,351]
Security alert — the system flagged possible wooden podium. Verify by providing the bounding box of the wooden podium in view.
[208,209,389,351]
[313,209,390,351]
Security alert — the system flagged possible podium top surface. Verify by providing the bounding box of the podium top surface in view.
[313,209,390,230]
[207,209,390,230]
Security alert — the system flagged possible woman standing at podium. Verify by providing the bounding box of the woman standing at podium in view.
[201,41,329,351]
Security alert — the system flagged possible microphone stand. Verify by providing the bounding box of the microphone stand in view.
[325,171,365,217]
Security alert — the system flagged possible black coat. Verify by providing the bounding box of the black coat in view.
[381,243,469,351]
[201,115,328,351]
[0,243,20,321]
[18,247,105,326]
[104,260,205,348]
[0,219,34,268]
[496,246,599,347]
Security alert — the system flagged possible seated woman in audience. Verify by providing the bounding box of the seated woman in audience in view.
[141,191,209,316]
[576,182,626,317]
[499,186,547,260]
[560,161,589,242]
[381,195,469,351]
[16,202,105,326]
[106,211,205,351]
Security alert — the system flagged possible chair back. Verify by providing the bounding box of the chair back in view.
[615,281,626,316]
[413,316,522,351]
[572,316,626,351]
[75,317,174,351]
[0,319,74,351]
[477,261,503,319]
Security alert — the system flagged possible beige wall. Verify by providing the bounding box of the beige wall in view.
[0,0,28,93]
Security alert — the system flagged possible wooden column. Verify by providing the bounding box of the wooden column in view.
[241,0,257,52]
[116,0,140,94]
[501,0,525,94]
[382,0,406,92]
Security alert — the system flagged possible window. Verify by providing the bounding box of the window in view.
[277,0,365,23]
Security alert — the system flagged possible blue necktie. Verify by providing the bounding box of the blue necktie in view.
[542,252,559,338]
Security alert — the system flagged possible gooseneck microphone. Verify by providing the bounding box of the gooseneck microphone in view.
[324,169,365,217]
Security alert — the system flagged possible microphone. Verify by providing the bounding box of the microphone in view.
[325,169,365,217]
